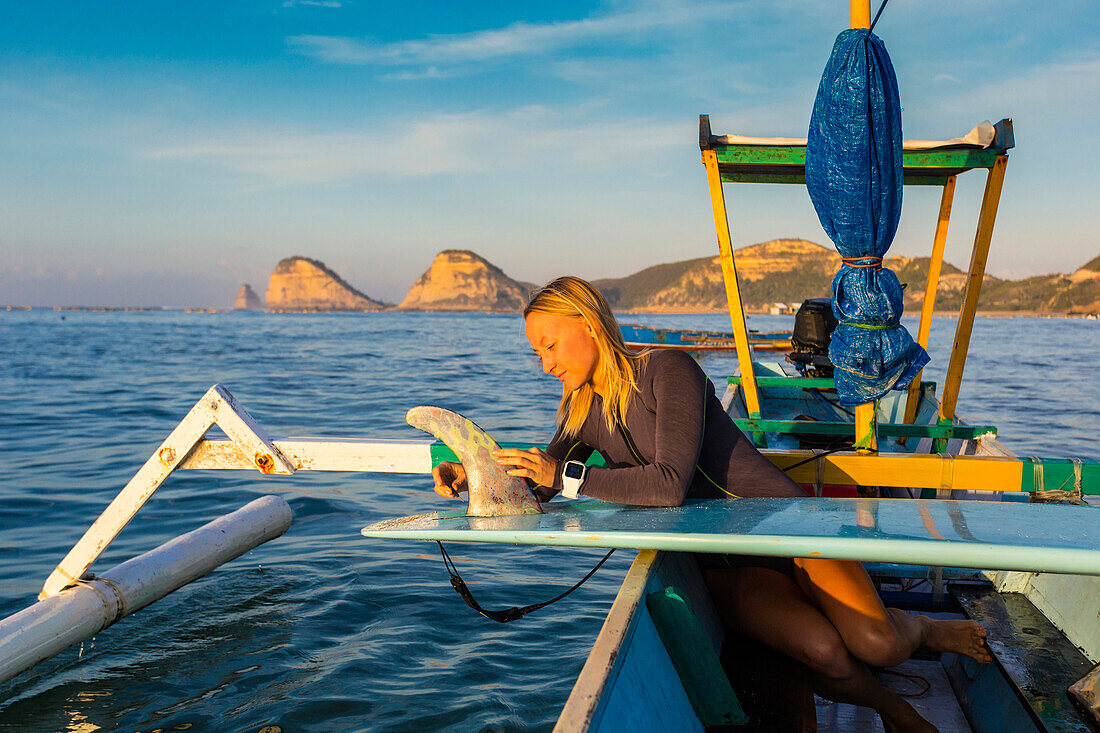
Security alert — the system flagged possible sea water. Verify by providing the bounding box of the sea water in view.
[0,310,1097,732]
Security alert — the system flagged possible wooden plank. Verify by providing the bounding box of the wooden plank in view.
[183,437,1099,494]
[904,176,957,431]
[555,550,666,732]
[940,155,1009,425]
[713,146,998,172]
[730,419,996,440]
[645,587,747,725]
[953,586,1094,732]
[184,437,434,473]
[719,171,951,185]
[728,375,838,389]
[701,149,762,425]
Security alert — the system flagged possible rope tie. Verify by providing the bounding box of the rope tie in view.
[74,573,127,625]
[1030,457,1087,505]
[841,256,884,269]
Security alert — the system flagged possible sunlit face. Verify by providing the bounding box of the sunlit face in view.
[524,311,602,394]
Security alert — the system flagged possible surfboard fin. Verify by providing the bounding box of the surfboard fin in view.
[406,406,543,517]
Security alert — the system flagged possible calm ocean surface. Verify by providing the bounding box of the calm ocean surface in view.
[1,310,1097,732]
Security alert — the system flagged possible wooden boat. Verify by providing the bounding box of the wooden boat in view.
[619,323,792,352]
[538,18,1100,726]
[360,86,1100,728]
[4,6,1098,732]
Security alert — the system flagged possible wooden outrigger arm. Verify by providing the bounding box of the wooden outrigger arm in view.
[39,384,296,599]
[179,433,1100,497]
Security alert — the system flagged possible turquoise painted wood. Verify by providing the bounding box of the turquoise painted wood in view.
[589,606,703,733]
[363,497,1100,576]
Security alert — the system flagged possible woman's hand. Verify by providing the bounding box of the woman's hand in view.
[492,447,559,489]
[432,461,468,499]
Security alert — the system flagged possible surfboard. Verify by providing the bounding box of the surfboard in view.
[362,497,1100,576]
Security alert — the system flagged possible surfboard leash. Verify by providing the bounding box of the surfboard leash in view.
[437,541,615,623]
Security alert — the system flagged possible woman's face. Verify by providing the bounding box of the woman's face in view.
[524,312,601,393]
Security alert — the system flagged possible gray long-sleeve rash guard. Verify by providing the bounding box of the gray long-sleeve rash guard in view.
[539,349,804,506]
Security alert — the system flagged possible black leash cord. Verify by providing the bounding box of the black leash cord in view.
[782,446,877,474]
[438,542,615,623]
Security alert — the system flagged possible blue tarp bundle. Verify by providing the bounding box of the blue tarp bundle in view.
[805,28,929,407]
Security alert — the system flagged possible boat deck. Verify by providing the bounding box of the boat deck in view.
[818,659,973,732]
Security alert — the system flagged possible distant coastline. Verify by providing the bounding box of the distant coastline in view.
[6,242,1098,316]
[6,304,1097,319]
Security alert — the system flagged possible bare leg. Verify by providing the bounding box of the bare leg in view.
[793,558,990,666]
[704,567,937,733]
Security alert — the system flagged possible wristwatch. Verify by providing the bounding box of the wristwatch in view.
[561,460,587,499]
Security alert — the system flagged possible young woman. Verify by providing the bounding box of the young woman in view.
[433,276,988,733]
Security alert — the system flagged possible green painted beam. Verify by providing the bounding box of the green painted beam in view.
[732,418,996,440]
[429,442,607,468]
[718,172,950,186]
[712,144,998,171]
[1020,457,1100,496]
[726,376,937,392]
[728,375,836,388]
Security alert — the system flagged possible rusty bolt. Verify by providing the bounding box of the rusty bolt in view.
[159,447,176,465]
[255,452,274,474]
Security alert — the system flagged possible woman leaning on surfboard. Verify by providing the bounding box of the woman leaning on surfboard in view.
[433,275,989,733]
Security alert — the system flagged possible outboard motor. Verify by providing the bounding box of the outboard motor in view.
[787,298,838,378]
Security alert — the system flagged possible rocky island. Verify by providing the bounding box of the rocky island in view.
[397,250,534,312]
[265,256,387,311]
[241,246,1099,316]
[234,284,265,310]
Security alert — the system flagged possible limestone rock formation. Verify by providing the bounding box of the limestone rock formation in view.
[1069,256,1100,284]
[265,256,385,311]
[398,250,533,312]
[234,284,265,310]
[594,239,838,312]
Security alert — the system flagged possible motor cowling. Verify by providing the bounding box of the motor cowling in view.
[788,298,838,377]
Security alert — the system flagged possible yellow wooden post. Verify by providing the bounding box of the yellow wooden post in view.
[850,0,875,478]
[850,0,871,28]
[854,401,878,497]
[939,156,1008,426]
[701,149,762,430]
[902,176,957,433]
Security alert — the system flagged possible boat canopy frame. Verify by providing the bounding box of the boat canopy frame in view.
[698,114,1014,448]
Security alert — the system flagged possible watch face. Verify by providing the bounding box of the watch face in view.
[564,462,585,480]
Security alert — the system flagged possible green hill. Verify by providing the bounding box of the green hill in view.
[588,240,1099,314]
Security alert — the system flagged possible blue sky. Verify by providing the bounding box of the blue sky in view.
[2,0,1098,306]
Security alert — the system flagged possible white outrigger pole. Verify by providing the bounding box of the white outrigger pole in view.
[1,383,446,687]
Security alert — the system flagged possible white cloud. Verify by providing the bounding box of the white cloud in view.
[288,0,744,67]
[282,0,343,8]
[143,106,691,186]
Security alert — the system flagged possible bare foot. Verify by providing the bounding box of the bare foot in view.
[881,697,939,733]
[919,617,991,664]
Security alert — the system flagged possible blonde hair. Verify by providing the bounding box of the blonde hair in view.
[524,276,648,439]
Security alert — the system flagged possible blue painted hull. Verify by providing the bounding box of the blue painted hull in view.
[619,323,791,352]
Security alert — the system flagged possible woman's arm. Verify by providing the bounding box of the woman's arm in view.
[495,424,595,502]
[577,352,706,507]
